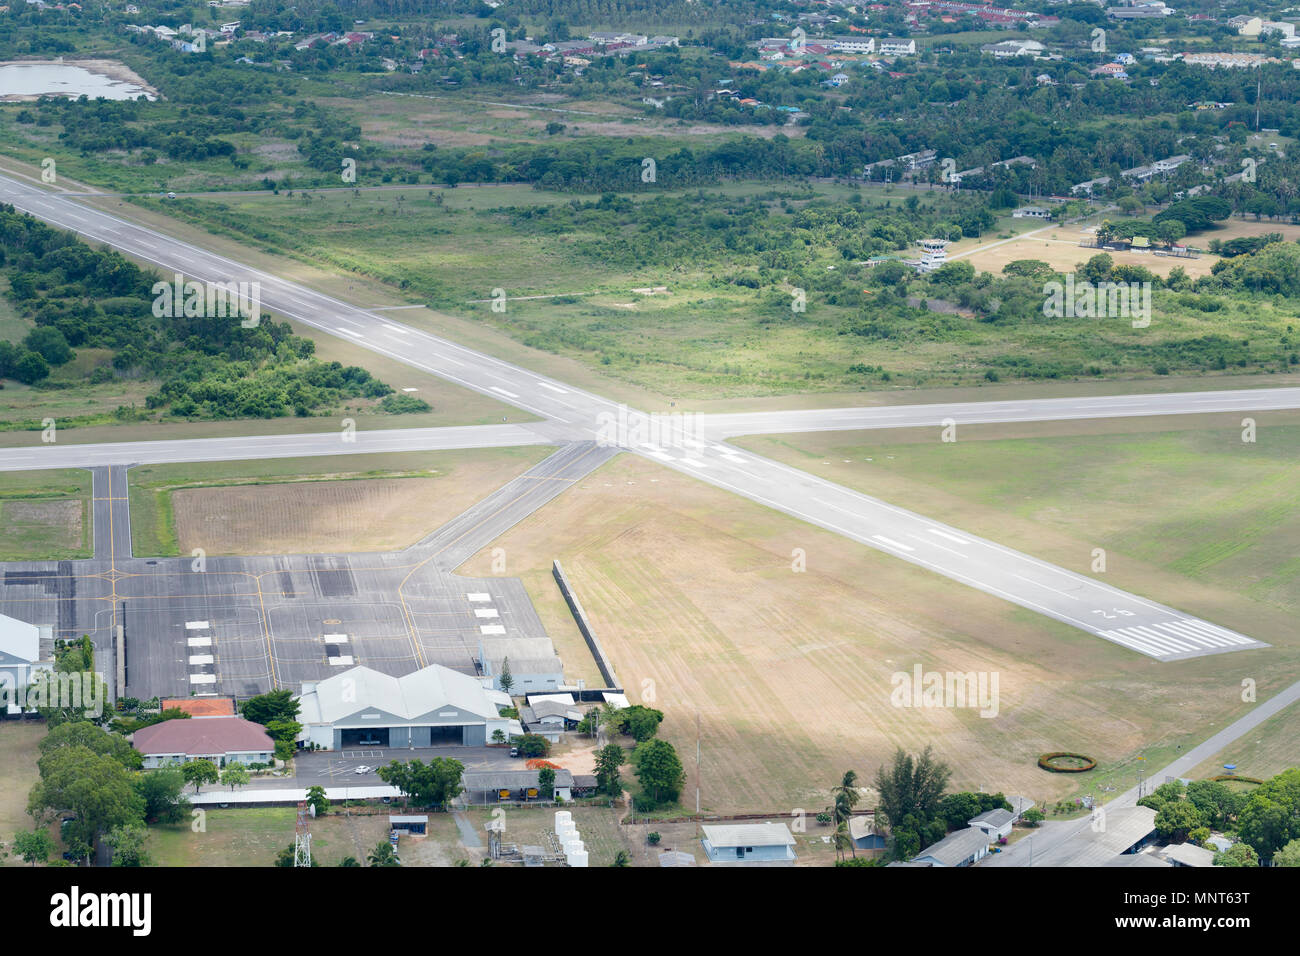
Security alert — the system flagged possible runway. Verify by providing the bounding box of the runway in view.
[0,170,1281,663]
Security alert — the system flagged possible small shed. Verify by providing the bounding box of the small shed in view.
[389,815,428,835]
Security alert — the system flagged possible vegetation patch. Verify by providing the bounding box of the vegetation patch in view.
[1038,752,1097,773]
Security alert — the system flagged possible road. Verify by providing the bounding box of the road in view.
[984,674,1300,866]
[0,170,1282,663]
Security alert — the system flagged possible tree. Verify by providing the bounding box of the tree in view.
[376,758,464,809]
[12,350,49,384]
[13,829,54,866]
[498,657,514,694]
[1154,800,1204,842]
[1237,768,1300,862]
[305,785,328,817]
[338,856,361,867]
[616,705,664,742]
[611,850,630,867]
[134,768,188,824]
[105,824,150,867]
[874,746,951,830]
[594,744,625,797]
[181,759,220,794]
[240,689,300,726]
[40,721,140,769]
[221,763,250,793]
[368,841,400,866]
[631,739,685,807]
[538,766,556,800]
[1213,843,1259,867]
[513,734,550,758]
[1272,838,1300,867]
[1021,807,1045,827]
[28,746,145,851]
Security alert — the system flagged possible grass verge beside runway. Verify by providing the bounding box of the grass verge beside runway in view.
[127,447,553,558]
[459,451,1300,816]
[0,722,45,863]
[0,468,91,560]
[731,412,1300,624]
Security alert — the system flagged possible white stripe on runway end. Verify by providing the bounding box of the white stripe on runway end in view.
[480,624,507,635]
[337,327,364,338]
[382,324,410,333]
[537,382,569,394]
[872,535,914,552]
[490,386,520,398]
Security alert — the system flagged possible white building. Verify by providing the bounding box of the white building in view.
[968,808,1015,839]
[0,613,53,714]
[828,36,875,53]
[296,663,516,749]
[912,827,990,866]
[879,38,917,56]
[702,823,797,864]
[916,238,949,272]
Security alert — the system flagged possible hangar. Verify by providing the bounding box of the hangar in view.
[296,663,517,750]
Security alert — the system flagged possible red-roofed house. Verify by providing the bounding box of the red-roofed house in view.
[160,697,236,717]
[133,716,274,768]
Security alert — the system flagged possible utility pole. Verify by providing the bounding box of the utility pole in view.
[695,711,701,816]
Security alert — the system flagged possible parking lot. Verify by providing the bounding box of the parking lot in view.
[284,746,520,786]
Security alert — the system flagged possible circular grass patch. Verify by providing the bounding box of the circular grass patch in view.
[1038,752,1097,773]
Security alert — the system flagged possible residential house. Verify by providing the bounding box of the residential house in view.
[968,807,1016,839]
[701,823,797,864]
[132,716,275,768]
[912,827,991,866]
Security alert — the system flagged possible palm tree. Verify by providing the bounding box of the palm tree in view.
[338,856,360,867]
[368,842,400,867]
[830,771,861,859]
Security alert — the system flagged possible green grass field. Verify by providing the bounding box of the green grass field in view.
[118,181,1300,403]
[0,468,92,561]
[733,413,1300,619]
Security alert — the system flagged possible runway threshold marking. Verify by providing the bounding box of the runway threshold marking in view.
[490,386,520,398]
[872,535,914,552]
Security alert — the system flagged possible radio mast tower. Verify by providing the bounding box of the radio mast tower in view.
[294,801,312,867]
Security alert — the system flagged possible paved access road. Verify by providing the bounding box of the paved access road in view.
[0,170,1283,663]
[984,673,1300,866]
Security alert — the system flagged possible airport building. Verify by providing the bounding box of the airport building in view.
[0,613,53,714]
[295,663,517,749]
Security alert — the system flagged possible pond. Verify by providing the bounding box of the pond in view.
[0,60,157,101]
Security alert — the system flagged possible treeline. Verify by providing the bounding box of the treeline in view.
[0,206,422,420]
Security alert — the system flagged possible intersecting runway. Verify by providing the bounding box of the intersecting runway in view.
[0,170,1283,663]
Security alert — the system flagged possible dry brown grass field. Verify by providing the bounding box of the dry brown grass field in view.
[457,442,1297,816]
[0,722,46,864]
[168,446,551,556]
[953,218,1300,281]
